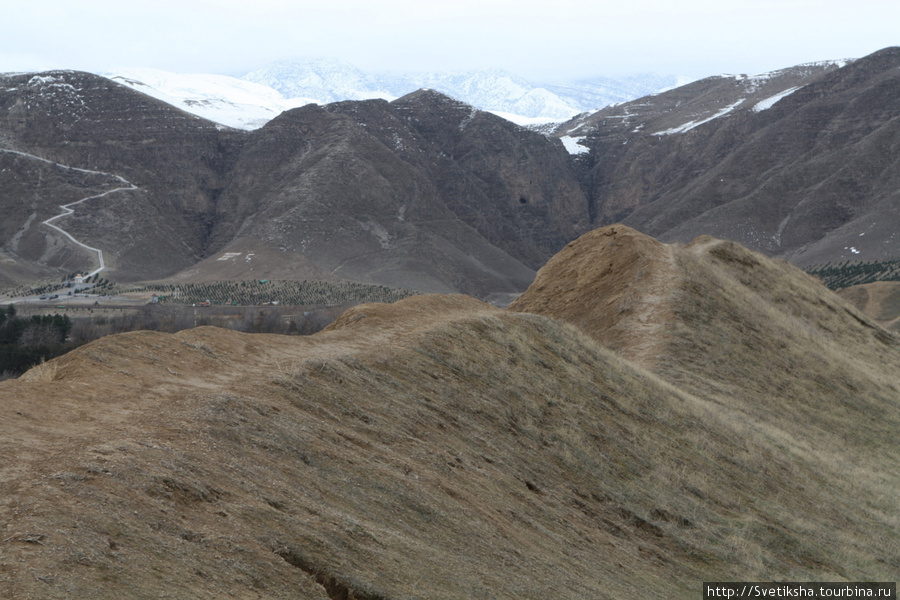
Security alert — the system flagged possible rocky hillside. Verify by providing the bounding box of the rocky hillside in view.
[0,72,587,299]
[2,47,900,299]
[2,229,898,598]
[201,90,589,298]
[556,47,900,267]
[0,70,244,283]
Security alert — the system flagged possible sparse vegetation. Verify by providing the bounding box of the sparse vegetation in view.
[112,280,416,306]
[509,228,900,591]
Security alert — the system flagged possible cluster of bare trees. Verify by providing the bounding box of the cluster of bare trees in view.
[1,303,347,380]
[0,306,72,379]
[68,303,343,342]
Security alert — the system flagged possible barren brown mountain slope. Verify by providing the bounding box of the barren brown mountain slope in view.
[0,150,127,286]
[0,71,243,282]
[2,72,585,296]
[2,236,899,598]
[557,47,900,267]
[204,102,539,298]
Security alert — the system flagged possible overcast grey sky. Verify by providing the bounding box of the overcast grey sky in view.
[1,0,897,81]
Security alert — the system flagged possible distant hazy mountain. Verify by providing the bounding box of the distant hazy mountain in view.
[376,67,582,120]
[242,58,395,104]
[545,73,688,109]
[100,60,683,129]
[243,59,683,121]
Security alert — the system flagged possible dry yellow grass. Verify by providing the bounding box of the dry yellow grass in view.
[1,230,898,599]
[18,359,59,383]
[511,225,900,582]
[838,281,900,331]
[509,224,678,367]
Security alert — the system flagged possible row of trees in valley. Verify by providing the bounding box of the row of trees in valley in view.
[116,280,415,306]
[0,303,347,380]
[806,259,900,290]
[66,304,343,344]
[1,279,417,379]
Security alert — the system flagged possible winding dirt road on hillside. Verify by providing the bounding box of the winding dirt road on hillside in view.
[1,148,137,278]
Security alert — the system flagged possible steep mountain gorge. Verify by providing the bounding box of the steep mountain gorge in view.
[389,90,590,266]
[200,90,589,297]
[558,47,900,267]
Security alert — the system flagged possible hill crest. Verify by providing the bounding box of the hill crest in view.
[509,224,677,365]
[3,231,899,598]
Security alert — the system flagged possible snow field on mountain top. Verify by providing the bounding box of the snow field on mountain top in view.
[107,68,316,130]
[101,61,681,129]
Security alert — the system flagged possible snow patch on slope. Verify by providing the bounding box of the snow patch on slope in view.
[653,99,744,135]
[560,136,590,155]
[752,86,801,112]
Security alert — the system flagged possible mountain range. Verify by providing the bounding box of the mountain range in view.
[1,48,898,301]
[552,52,900,267]
[105,58,685,128]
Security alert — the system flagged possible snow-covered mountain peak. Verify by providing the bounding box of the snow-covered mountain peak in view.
[105,67,316,130]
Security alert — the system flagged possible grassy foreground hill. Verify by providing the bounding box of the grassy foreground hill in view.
[1,228,898,599]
